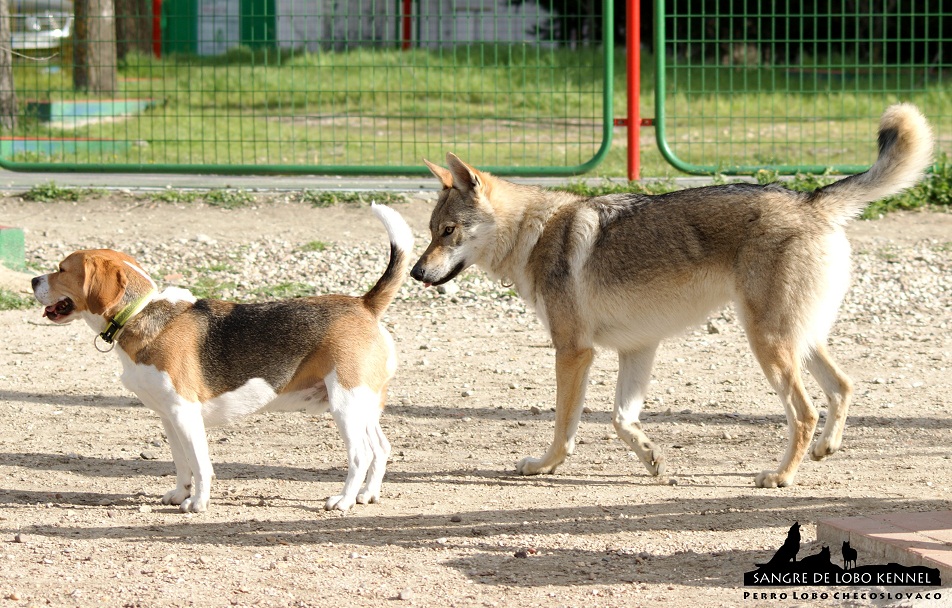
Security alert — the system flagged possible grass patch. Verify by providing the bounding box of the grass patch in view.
[0,288,35,310]
[764,160,952,219]
[149,190,201,204]
[298,190,408,208]
[204,189,256,209]
[146,188,409,209]
[22,182,95,203]
[556,178,679,197]
[301,240,329,252]
[863,153,952,218]
[186,276,237,299]
[254,281,313,299]
[149,189,257,208]
[876,249,900,261]
[23,260,47,273]
[783,173,838,192]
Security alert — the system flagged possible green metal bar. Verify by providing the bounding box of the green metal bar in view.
[653,0,707,175]
[592,0,614,173]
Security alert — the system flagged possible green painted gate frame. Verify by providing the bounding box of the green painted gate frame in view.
[0,1,614,177]
[652,0,871,176]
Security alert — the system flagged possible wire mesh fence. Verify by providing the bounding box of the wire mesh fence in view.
[655,0,952,174]
[0,0,612,174]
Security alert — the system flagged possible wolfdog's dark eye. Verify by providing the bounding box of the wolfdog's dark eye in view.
[442,225,456,237]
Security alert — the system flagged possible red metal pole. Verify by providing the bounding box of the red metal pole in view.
[152,0,162,58]
[402,0,412,50]
[627,0,640,181]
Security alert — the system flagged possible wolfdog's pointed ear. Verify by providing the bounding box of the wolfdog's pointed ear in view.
[424,158,453,189]
[446,153,483,193]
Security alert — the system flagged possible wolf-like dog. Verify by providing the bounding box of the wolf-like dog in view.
[756,522,801,567]
[410,103,933,488]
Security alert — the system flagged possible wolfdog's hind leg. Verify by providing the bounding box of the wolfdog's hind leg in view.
[806,343,853,460]
[748,337,818,488]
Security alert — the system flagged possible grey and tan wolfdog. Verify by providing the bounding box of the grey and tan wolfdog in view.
[410,103,934,488]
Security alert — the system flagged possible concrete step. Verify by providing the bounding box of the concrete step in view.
[817,511,952,582]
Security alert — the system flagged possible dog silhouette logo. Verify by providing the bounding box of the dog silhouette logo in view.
[842,540,858,570]
[755,522,800,568]
[744,523,942,587]
[798,546,833,569]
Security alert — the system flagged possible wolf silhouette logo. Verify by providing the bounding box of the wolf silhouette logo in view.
[755,522,800,567]
[799,546,832,569]
[842,541,858,570]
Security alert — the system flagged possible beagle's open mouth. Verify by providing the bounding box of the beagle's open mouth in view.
[44,297,75,321]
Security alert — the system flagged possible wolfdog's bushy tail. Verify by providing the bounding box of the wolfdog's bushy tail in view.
[808,103,934,225]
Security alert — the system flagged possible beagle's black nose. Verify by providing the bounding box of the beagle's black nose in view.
[31,276,40,290]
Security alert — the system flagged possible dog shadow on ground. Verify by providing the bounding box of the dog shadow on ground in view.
[1,480,948,590]
[0,448,899,498]
[6,390,952,431]
[1,389,139,409]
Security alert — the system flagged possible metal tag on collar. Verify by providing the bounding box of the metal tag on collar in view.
[94,332,116,353]
[96,289,156,352]
[100,319,122,344]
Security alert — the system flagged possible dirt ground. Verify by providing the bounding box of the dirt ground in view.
[0,193,950,608]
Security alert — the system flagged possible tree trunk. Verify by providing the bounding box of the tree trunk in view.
[0,0,16,130]
[74,0,118,92]
[116,0,152,60]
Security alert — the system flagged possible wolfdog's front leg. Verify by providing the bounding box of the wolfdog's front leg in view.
[613,346,666,476]
[516,347,594,475]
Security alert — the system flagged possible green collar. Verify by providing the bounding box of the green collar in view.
[99,289,157,344]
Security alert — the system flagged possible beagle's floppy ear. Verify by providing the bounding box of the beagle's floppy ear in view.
[445,153,484,194]
[424,158,453,189]
[83,256,128,316]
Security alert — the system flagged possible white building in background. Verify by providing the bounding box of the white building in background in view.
[417,0,552,47]
[274,0,553,52]
[197,0,240,55]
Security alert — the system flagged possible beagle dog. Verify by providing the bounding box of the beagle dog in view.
[32,204,413,513]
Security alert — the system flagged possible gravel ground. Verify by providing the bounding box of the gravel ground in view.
[0,193,950,607]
